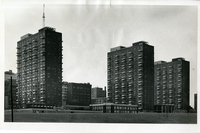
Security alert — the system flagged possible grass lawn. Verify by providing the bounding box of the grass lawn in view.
[4,112,197,123]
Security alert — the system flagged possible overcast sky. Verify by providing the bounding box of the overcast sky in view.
[4,4,197,106]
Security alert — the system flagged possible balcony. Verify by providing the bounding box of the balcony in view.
[138,87,142,91]
[138,100,142,104]
[128,83,132,87]
[121,85,125,88]
[32,39,38,42]
[40,99,45,102]
[138,48,143,52]
[121,60,126,63]
[40,90,45,93]
[33,47,38,51]
[122,94,126,97]
[115,97,119,100]
[40,96,45,99]
[41,36,45,39]
[128,88,133,92]
[138,63,142,67]
[122,101,126,104]
[115,90,119,93]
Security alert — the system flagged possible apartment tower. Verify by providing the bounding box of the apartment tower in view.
[16,27,63,108]
[154,58,190,112]
[107,41,154,111]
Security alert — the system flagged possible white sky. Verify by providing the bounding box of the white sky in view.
[3,4,197,107]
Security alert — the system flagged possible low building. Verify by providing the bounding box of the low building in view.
[90,103,138,113]
[62,82,91,107]
[4,70,17,109]
[91,87,106,99]
[91,87,107,104]
[154,104,175,113]
[91,97,107,104]
[5,70,17,80]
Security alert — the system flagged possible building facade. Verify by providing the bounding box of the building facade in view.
[194,93,197,111]
[90,103,138,113]
[91,87,106,104]
[62,82,91,106]
[16,27,63,108]
[91,97,107,104]
[5,70,17,80]
[4,70,17,109]
[91,87,106,99]
[154,58,190,112]
[107,41,154,112]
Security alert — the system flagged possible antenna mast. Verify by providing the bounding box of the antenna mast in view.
[42,4,45,27]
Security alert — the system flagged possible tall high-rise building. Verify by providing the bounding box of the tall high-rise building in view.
[107,41,154,111]
[154,58,190,112]
[16,27,63,108]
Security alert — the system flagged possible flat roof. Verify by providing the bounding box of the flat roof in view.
[90,103,138,107]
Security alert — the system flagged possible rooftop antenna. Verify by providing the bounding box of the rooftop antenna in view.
[42,4,45,27]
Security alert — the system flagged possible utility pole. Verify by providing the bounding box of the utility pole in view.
[10,76,13,122]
